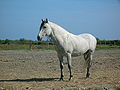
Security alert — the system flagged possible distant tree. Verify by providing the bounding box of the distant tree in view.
[19,38,26,44]
[4,39,10,44]
[0,40,2,44]
[96,37,100,45]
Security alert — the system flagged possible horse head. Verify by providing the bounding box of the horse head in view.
[37,19,52,41]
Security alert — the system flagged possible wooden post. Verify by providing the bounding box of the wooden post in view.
[29,41,32,50]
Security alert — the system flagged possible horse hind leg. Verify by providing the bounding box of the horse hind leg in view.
[84,49,92,78]
[86,56,91,78]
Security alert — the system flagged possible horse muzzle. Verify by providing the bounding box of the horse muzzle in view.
[37,35,41,41]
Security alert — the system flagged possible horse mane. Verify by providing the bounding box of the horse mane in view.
[49,21,70,35]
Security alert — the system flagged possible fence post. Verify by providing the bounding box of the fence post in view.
[29,41,32,50]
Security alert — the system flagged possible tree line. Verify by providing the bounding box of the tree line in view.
[0,38,53,45]
[0,38,120,46]
[96,38,120,46]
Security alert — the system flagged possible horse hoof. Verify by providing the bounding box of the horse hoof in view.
[59,78,64,81]
[86,73,90,78]
[69,78,71,81]
[69,75,73,81]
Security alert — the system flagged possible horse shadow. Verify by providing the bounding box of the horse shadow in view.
[0,78,59,82]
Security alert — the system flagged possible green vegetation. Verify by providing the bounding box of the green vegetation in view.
[85,88,101,90]
[0,38,54,50]
[0,38,120,50]
[0,44,55,50]
[116,87,120,90]
[96,45,120,50]
[114,87,120,90]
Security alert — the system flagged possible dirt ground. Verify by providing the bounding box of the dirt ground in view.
[0,49,120,90]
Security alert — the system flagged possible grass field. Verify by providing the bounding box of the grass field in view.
[0,44,55,50]
[0,44,120,50]
[96,45,120,49]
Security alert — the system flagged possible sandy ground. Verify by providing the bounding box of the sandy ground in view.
[0,49,120,90]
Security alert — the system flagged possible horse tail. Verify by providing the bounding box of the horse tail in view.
[84,49,92,68]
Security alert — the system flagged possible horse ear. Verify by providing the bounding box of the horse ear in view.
[41,19,44,22]
[46,18,48,23]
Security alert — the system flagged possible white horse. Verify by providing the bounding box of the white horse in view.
[37,19,97,81]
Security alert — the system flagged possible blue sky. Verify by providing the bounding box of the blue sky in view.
[0,0,120,40]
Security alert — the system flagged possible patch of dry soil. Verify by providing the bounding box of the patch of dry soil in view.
[0,49,120,90]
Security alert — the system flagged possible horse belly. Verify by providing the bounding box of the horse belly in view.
[72,41,89,56]
[72,50,82,57]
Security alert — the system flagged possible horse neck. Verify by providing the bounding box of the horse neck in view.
[49,22,70,44]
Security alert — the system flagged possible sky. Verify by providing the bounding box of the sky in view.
[0,0,120,40]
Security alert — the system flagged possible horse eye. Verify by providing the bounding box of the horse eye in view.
[43,26,46,28]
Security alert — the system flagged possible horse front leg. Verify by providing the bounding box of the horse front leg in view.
[58,54,64,81]
[67,53,73,81]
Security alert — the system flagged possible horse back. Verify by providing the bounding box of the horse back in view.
[79,33,97,52]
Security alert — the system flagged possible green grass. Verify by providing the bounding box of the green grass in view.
[115,87,120,90]
[0,44,55,50]
[0,44,29,50]
[96,45,120,50]
[0,44,120,50]
[85,88,101,90]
